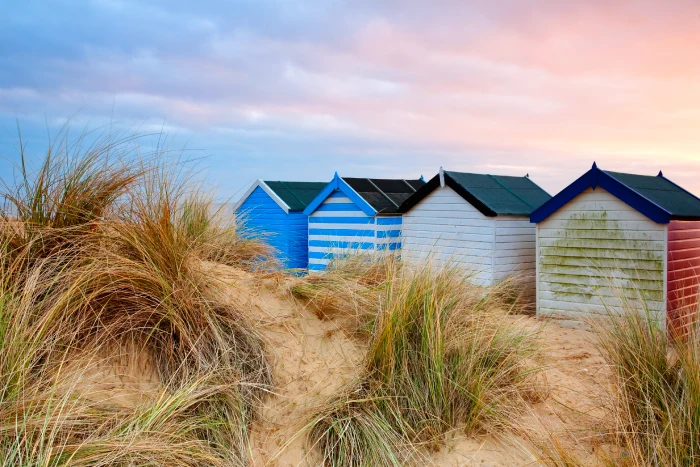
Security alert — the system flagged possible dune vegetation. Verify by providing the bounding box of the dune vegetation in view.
[595,300,700,467]
[0,128,275,466]
[1,127,699,467]
[292,257,544,466]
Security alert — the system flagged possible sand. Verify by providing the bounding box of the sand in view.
[212,267,363,466]
[211,267,614,466]
[62,342,162,409]
[66,264,615,465]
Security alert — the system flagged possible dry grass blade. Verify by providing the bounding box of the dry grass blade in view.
[0,127,274,466]
[593,291,700,466]
[290,253,397,337]
[304,258,542,466]
[1,126,142,268]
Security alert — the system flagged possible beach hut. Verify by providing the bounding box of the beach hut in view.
[303,173,426,270]
[530,163,700,331]
[233,180,327,269]
[398,168,552,288]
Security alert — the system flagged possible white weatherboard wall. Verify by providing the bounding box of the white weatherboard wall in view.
[536,187,667,323]
[308,190,402,270]
[494,217,537,281]
[494,216,537,299]
[401,186,536,287]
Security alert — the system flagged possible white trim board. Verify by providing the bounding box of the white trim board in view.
[231,179,291,214]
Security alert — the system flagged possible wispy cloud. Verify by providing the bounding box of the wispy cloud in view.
[2,0,700,198]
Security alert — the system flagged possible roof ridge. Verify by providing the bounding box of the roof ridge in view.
[366,178,399,209]
[277,180,307,209]
[657,172,700,205]
[232,179,292,214]
[487,174,535,210]
[602,170,671,216]
[402,179,417,192]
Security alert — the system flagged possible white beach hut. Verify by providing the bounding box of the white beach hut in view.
[530,163,700,331]
[398,168,552,289]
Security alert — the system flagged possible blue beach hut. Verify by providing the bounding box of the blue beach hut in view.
[233,180,327,269]
[303,173,426,270]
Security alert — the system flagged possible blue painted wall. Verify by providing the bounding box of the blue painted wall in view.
[286,211,309,269]
[307,190,402,271]
[375,216,402,252]
[237,186,310,269]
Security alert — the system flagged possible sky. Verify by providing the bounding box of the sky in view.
[2,0,700,201]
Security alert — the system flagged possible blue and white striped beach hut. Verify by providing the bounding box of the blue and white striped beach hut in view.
[303,173,425,270]
[233,180,326,269]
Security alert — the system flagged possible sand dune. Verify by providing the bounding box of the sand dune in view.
[208,265,612,466]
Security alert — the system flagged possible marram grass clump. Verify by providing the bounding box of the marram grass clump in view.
[305,259,542,466]
[289,253,398,338]
[0,127,275,466]
[596,298,700,466]
[179,194,279,271]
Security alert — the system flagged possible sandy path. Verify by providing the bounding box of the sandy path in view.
[213,267,363,466]
[250,285,363,466]
[525,322,614,464]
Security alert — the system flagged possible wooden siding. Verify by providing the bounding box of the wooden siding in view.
[537,187,667,323]
[401,186,494,285]
[286,211,310,269]
[375,216,402,252]
[667,220,700,335]
[308,190,376,271]
[494,216,537,303]
[237,186,291,266]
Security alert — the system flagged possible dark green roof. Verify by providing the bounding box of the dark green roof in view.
[264,181,328,212]
[444,171,552,216]
[605,171,700,218]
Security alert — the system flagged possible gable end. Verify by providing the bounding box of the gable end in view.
[530,166,673,224]
[398,173,497,216]
[303,174,377,216]
[233,179,291,214]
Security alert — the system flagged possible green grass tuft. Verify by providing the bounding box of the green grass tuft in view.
[304,258,542,466]
[596,298,700,466]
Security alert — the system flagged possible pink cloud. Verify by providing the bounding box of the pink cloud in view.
[5,0,700,197]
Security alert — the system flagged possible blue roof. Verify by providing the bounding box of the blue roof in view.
[530,163,700,224]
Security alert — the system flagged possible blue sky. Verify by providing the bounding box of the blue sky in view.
[3,0,700,201]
